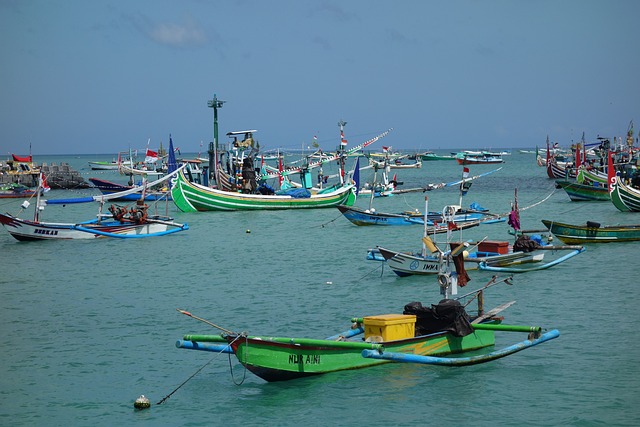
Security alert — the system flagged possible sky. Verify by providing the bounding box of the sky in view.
[1,0,639,156]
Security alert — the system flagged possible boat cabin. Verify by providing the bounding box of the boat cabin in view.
[227,130,257,149]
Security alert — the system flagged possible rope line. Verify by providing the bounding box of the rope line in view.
[228,334,248,386]
[156,351,222,405]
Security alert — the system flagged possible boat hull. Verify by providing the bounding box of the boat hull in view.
[420,153,455,161]
[555,180,609,201]
[610,177,640,212]
[88,161,119,170]
[171,169,357,212]
[227,330,495,382]
[337,205,486,227]
[456,158,504,165]
[337,205,421,226]
[542,219,640,243]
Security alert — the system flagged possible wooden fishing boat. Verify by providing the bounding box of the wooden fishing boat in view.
[577,166,608,185]
[555,179,609,201]
[541,219,640,243]
[420,151,456,161]
[477,246,585,273]
[0,209,188,241]
[606,147,640,212]
[1,155,41,187]
[0,165,189,241]
[0,183,41,199]
[88,160,120,170]
[176,260,559,382]
[455,151,504,165]
[369,157,422,169]
[89,177,171,201]
[171,168,356,212]
[546,157,574,179]
[339,168,504,226]
[376,242,546,276]
[370,194,542,276]
[609,174,640,212]
[338,204,495,227]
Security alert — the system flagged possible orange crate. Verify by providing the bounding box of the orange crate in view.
[478,240,509,254]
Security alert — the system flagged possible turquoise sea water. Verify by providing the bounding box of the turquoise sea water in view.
[1,152,639,426]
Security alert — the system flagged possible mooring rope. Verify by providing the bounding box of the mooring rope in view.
[353,261,385,282]
[157,312,246,404]
[318,213,343,228]
[156,352,222,405]
[227,334,248,386]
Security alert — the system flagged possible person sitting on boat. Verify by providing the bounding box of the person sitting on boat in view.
[631,169,640,189]
[241,156,257,193]
[130,200,148,224]
[108,204,129,223]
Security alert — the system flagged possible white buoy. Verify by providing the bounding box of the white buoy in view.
[134,395,151,410]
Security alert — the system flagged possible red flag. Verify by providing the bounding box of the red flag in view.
[546,138,551,165]
[145,149,158,163]
[340,131,347,146]
[40,172,50,192]
[607,150,615,193]
[575,144,581,169]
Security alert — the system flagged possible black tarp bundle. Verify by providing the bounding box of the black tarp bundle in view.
[403,299,474,337]
[513,235,542,252]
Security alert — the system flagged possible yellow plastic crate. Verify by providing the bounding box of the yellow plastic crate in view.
[363,314,416,341]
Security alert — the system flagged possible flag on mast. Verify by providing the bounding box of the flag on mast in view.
[607,150,615,193]
[40,172,50,193]
[168,136,177,175]
[145,149,158,163]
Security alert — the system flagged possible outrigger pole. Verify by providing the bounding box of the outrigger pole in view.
[208,93,226,185]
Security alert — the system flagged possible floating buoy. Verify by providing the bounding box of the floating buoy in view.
[134,395,151,410]
[326,281,333,285]
[246,229,251,233]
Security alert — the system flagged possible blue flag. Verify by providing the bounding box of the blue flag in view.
[168,135,177,175]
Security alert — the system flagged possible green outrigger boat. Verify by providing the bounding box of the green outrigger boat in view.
[555,179,609,201]
[178,319,556,382]
[609,174,640,212]
[542,219,640,243]
[177,258,559,382]
[171,168,357,212]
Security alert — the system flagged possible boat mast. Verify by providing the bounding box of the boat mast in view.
[34,172,43,222]
[208,94,226,185]
[338,120,347,185]
[421,196,429,257]
[368,166,377,211]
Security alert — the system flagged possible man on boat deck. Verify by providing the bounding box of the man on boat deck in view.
[241,156,257,193]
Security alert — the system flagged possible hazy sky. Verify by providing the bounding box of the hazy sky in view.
[1,0,638,156]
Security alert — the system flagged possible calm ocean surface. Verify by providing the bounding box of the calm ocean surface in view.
[1,152,638,426]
